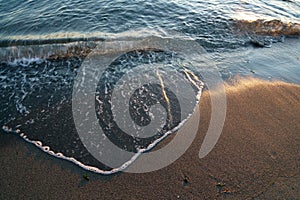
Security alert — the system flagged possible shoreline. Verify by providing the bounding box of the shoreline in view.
[0,78,299,199]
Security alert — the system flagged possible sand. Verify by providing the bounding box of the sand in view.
[0,78,299,199]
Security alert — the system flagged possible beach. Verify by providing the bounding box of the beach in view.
[1,0,300,199]
[1,78,299,199]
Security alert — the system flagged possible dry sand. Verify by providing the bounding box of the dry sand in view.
[0,78,299,199]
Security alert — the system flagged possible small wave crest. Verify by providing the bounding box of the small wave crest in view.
[0,29,179,65]
[0,41,95,66]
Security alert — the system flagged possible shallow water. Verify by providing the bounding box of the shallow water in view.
[1,0,300,174]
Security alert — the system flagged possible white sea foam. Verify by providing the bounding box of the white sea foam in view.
[7,57,45,67]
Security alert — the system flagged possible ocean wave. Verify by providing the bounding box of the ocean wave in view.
[0,30,186,64]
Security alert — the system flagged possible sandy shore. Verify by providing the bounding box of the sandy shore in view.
[0,78,299,199]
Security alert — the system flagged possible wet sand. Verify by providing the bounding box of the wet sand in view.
[0,78,299,199]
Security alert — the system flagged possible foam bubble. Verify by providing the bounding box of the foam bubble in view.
[7,57,45,67]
